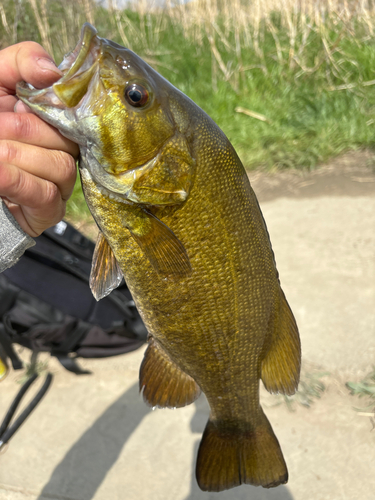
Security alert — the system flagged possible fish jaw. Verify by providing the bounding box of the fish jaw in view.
[16,81,82,145]
[15,23,101,146]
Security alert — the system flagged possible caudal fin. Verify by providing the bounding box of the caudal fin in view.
[196,411,288,492]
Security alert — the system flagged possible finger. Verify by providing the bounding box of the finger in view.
[0,162,66,236]
[0,161,60,208]
[3,196,66,238]
[0,95,18,112]
[0,42,62,96]
[14,101,31,113]
[0,140,77,201]
[0,112,79,157]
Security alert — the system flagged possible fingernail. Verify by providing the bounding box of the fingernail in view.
[36,57,62,76]
[14,100,31,113]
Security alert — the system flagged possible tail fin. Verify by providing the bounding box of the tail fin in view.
[196,411,288,492]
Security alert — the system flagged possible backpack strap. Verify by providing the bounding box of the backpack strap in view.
[54,355,91,375]
[0,372,53,451]
[51,320,92,375]
[0,317,23,371]
[0,280,18,317]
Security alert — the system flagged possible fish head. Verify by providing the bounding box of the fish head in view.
[17,23,195,204]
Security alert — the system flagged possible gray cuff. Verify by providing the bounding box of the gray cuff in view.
[0,199,35,273]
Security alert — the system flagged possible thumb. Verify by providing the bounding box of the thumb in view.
[0,41,62,94]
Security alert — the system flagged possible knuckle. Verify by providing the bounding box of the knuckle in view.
[64,152,77,178]
[0,140,19,164]
[11,113,35,140]
[0,162,12,192]
[4,164,23,197]
[54,150,77,179]
[44,181,60,207]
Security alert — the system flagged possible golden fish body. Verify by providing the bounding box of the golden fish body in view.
[17,24,301,492]
[0,351,8,382]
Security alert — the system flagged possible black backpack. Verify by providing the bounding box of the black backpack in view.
[0,219,147,376]
[0,221,148,449]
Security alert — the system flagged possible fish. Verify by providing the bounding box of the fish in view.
[17,23,301,492]
[0,352,8,382]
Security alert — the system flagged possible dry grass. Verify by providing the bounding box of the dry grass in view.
[0,0,375,71]
[2,0,375,178]
[1,0,375,91]
[160,0,375,91]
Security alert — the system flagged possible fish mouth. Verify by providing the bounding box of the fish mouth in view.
[58,23,99,81]
[16,23,100,108]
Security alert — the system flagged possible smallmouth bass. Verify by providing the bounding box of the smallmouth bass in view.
[17,24,301,492]
[0,352,8,382]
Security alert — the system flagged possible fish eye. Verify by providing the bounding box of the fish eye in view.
[124,83,149,107]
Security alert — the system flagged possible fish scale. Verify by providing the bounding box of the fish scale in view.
[16,23,301,492]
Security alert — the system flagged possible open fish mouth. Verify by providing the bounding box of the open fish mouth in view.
[58,23,99,80]
[16,23,100,108]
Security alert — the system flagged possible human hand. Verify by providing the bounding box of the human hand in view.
[0,42,79,237]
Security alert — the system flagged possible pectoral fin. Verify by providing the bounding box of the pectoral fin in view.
[90,232,123,300]
[129,209,192,278]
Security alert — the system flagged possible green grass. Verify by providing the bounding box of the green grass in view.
[2,0,375,221]
[271,369,329,412]
[347,368,375,413]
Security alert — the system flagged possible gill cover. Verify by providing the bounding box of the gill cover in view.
[16,23,195,289]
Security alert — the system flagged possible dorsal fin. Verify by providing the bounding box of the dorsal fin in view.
[90,232,123,301]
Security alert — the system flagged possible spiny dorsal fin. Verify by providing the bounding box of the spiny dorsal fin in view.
[140,337,201,408]
[130,209,192,278]
[90,232,123,301]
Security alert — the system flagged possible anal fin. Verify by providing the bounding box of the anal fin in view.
[139,338,201,408]
[261,288,301,396]
[90,232,123,301]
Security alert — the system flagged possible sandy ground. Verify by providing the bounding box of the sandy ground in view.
[0,150,374,500]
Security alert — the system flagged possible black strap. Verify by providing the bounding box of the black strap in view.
[0,374,38,438]
[0,282,18,318]
[50,320,92,375]
[51,320,91,355]
[0,373,53,450]
[55,355,91,375]
[0,321,23,370]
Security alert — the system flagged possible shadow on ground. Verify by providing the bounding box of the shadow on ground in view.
[37,382,149,500]
[37,386,294,500]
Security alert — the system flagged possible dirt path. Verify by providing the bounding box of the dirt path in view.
[249,149,375,202]
[0,150,374,500]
